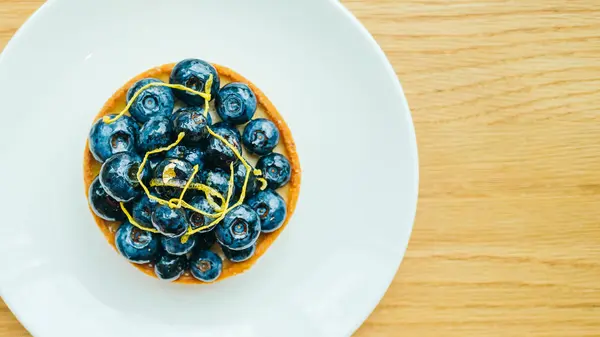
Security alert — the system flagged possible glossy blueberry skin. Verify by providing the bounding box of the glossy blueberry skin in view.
[154,253,187,281]
[215,204,261,250]
[170,59,220,105]
[187,196,218,233]
[214,121,242,140]
[161,235,195,256]
[115,221,159,264]
[242,118,280,155]
[151,205,189,238]
[233,162,260,198]
[189,250,222,282]
[165,145,204,168]
[222,244,256,263]
[215,83,257,125]
[126,78,175,123]
[148,154,164,170]
[137,116,174,152]
[99,152,148,202]
[256,153,291,189]
[198,168,233,198]
[131,194,159,229]
[153,158,195,199]
[246,189,287,233]
[88,176,124,221]
[205,122,243,168]
[194,231,217,250]
[172,106,212,145]
[89,115,138,163]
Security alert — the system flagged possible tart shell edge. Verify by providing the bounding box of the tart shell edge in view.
[83,63,301,284]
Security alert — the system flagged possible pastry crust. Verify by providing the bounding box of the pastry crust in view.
[83,63,301,284]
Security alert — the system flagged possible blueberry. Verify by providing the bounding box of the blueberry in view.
[189,250,222,282]
[151,205,189,238]
[198,168,233,198]
[137,116,174,152]
[246,189,287,233]
[154,253,187,281]
[115,221,159,264]
[205,122,243,168]
[215,83,257,125]
[126,78,175,123]
[214,121,242,140]
[89,115,138,163]
[161,235,195,256]
[242,118,280,155]
[88,176,124,221]
[194,231,217,250]
[152,158,195,199]
[256,153,291,189]
[131,194,159,229]
[222,244,256,263]
[165,145,204,168]
[147,154,164,170]
[215,204,261,250]
[170,59,220,105]
[172,106,212,145]
[99,152,148,202]
[187,196,218,233]
[233,162,260,198]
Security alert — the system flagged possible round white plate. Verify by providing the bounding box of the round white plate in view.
[0,0,418,336]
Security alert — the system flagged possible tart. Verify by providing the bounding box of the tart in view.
[84,59,300,283]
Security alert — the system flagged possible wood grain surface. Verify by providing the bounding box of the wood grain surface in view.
[1,0,599,336]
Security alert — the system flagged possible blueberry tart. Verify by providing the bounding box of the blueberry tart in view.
[84,59,300,283]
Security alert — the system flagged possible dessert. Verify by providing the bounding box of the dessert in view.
[84,58,300,283]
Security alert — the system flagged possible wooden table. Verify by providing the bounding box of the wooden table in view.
[1,0,599,336]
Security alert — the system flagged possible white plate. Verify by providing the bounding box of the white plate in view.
[0,0,418,336]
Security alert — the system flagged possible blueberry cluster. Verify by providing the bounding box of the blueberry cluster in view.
[88,59,292,282]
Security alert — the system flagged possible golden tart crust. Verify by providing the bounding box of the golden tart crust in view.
[83,63,301,284]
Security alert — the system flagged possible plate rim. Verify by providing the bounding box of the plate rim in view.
[328,1,419,335]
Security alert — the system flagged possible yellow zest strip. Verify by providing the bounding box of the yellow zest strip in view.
[102,81,213,124]
[175,164,199,207]
[257,178,268,190]
[251,169,267,190]
[174,199,221,218]
[203,75,213,118]
[149,179,225,204]
[119,202,160,233]
[204,193,225,212]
